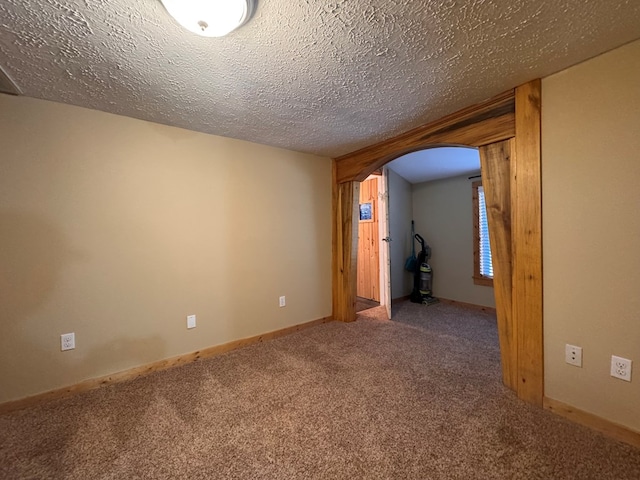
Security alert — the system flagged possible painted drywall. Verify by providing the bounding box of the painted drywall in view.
[387,168,413,300]
[542,39,640,432]
[412,174,495,308]
[0,95,332,403]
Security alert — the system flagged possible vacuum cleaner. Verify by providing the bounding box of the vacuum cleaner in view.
[410,233,439,306]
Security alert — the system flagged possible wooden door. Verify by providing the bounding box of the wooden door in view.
[357,176,380,301]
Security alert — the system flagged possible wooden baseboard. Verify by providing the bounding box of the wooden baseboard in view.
[544,397,640,449]
[0,316,333,415]
[437,297,497,314]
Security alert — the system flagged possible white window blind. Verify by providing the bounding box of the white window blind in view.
[478,186,493,278]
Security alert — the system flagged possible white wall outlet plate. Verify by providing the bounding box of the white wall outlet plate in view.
[279,296,286,307]
[610,355,632,381]
[565,344,582,367]
[187,314,196,329]
[61,332,75,351]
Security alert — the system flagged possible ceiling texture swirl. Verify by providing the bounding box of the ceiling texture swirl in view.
[1,0,639,157]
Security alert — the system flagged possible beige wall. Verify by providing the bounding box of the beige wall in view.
[542,39,640,432]
[0,95,332,403]
[387,168,414,300]
[412,174,495,308]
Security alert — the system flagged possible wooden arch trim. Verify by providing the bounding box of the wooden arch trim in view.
[334,90,515,184]
[331,80,543,406]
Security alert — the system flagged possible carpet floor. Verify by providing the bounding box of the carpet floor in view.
[1,302,639,479]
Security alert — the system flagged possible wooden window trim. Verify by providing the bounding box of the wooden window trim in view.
[472,180,494,287]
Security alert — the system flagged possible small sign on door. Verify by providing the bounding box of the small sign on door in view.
[359,202,373,222]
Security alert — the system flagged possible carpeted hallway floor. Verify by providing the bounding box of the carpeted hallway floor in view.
[1,302,639,479]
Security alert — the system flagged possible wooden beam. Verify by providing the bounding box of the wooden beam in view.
[335,90,515,183]
[332,160,359,322]
[479,139,517,391]
[513,79,543,405]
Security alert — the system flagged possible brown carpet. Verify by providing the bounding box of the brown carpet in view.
[2,302,640,479]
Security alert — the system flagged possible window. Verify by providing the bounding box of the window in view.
[473,181,493,286]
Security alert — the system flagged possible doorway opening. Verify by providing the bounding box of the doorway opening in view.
[356,171,392,317]
[332,82,543,405]
[356,174,382,313]
[384,146,494,311]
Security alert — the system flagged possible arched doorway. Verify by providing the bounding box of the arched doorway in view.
[331,81,542,406]
[385,145,492,308]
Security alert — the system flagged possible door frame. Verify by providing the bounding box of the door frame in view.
[378,168,391,319]
[356,175,381,302]
[331,80,542,406]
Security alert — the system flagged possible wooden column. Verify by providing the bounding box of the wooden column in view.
[513,80,543,405]
[332,161,359,322]
[479,139,517,391]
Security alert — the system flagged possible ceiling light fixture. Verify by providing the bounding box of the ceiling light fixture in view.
[160,0,256,37]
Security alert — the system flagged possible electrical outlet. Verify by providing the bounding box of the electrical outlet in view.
[610,355,632,382]
[565,344,582,367]
[187,314,196,329]
[61,333,75,351]
[279,296,286,307]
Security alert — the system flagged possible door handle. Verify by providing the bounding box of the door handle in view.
[382,237,392,242]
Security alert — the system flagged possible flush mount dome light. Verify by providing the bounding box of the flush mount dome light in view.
[160,0,256,37]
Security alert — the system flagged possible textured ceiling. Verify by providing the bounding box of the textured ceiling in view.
[1,1,640,158]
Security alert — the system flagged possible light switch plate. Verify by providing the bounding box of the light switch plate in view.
[187,314,196,329]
